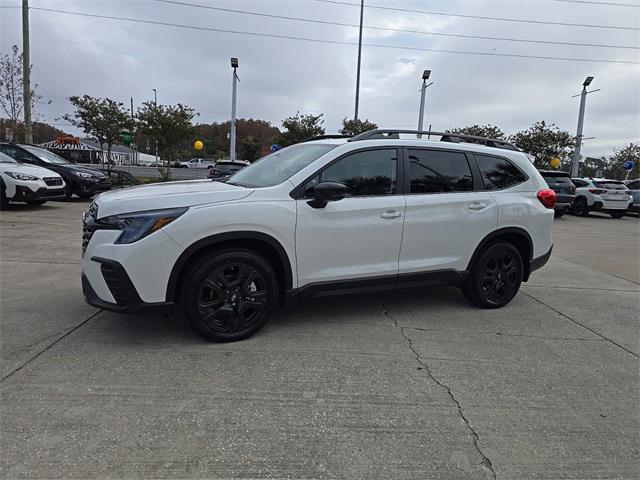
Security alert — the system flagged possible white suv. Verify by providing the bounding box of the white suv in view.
[0,151,65,209]
[179,158,216,169]
[82,130,555,342]
[571,177,632,218]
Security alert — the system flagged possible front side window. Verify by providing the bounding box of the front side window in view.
[407,149,473,193]
[304,149,397,197]
[476,154,526,190]
[21,145,70,164]
[627,180,639,190]
[572,179,587,188]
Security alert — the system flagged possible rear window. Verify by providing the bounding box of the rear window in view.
[542,174,573,184]
[475,154,526,190]
[594,181,626,190]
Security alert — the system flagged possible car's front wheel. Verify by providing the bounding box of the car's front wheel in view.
[462,242,523,309]
[26,199,46,205]
[181,249,278,342]
[573,197,589,216]
[609,210,626,218]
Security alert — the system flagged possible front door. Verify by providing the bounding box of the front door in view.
[295,148,405,288]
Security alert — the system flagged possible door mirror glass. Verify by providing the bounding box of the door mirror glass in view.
[308,181,347,208]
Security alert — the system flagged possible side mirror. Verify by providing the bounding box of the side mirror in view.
[308,181,347,209]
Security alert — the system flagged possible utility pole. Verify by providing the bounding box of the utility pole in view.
[22,0,32,144]
[571,76,599,178]
[417,70,432,138]
[230,57,239,161]
[354,0,364,121]
[152,88,158,167]
[130,97,136,165]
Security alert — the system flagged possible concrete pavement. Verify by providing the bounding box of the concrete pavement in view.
[1,201,638,479]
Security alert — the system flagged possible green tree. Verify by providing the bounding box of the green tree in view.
[510,121,574,169]
[63,95,131,173]
[339,117,377,136]
[452,124,505,140]
[137,102,197,179]
[240,136,262,163]
[278,112,324,146]
[607,143,640,179]
[0,45,40,142]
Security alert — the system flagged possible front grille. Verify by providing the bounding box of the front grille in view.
[44,177,63,187]
[100,263,125,304]
[81,203,98,255]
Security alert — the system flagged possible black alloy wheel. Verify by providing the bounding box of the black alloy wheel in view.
[609,210,626,219]
[573,197,589,216]
[463,242,523,309]
[181,249,277,342]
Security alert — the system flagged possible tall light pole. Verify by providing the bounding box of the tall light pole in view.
[417,70,433,138]
[230,57,239,161]
[22,0,32,144]
[571,76,599,178]
[354,0,364,121]
[152,88,158,167]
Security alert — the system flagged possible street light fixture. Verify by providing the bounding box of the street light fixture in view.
[422,70,431,80]
[229,58,239,161]
[571,76,598,177]
[417,70,433,137]
[583,76,594,87]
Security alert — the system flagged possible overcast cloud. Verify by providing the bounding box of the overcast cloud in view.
[1,0,639,157]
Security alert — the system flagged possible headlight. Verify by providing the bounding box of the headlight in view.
[98,207,188,244]
[5,171,39,181]
[75,171,95,179]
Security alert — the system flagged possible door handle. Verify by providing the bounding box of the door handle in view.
[380,210,402,219]
[468,202,489,211]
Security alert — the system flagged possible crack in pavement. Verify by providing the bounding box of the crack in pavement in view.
[522,291,639,359]
[402,326,604,342]
[382,298,497,479]
[0,311,102,385]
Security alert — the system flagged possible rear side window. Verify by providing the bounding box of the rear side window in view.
[475,154,526,190]
[627,180,639,189]
[407,149,473,193]
[572,179,588,188]
[594,181,626,190]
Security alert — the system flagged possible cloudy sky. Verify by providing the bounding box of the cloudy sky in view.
[1,0,639,157]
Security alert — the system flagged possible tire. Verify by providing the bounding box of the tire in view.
[26,199,46,205]
[78,192,94,199]
[610,211,626,219]
[180,249,278,342]
[462,242,523,309]
[0,184,8,210]
[554,211,564,218]
[64,184,73,200]
[572,197,589,216]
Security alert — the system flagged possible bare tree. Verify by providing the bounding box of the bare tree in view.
[0,45,40,141]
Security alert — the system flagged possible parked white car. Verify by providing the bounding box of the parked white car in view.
[570,177,632,218]
[0,151,65,209]
[179,158,216,169]
[82,129,554,342]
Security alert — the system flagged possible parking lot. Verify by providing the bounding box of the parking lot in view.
[1,201,638,479]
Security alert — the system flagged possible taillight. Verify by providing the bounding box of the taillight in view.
[588,188,605,194]
[537,188,556,209]
[569,185,576,194]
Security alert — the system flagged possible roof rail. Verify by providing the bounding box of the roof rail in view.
[348,129,520,152]
[301,134,352,143]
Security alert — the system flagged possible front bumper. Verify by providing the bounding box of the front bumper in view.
[82,259,173,315]
[79,178,112,194]
[13,185,66,202]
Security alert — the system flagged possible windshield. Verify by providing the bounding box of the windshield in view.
[227,143,338,187]
[0,152,17,164]
[21,145,70,164]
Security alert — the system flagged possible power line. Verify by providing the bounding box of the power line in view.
[312,0,640,31]
[153,0,639,50]
[30,7,640,65]
[551,0,640,7]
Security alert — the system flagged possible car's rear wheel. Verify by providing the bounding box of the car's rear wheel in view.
[462,242,523,309]
[26,199,46,205]
[0,183,8,210]
[554,211,564,218]
[181,249,278,342]
[609,210,626,219]
[573,197,589,216]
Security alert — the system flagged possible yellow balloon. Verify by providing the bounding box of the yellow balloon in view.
[550,157,561,168]
[194,140,204,151]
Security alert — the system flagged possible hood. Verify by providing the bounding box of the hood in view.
[1,162,62,178]
[62,164,108,178]
[94,179,254,218]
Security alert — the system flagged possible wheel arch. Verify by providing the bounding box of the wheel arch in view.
[467,227,534,281]
[166,231,294,303]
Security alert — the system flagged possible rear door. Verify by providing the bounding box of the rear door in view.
[398,148,497,275]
